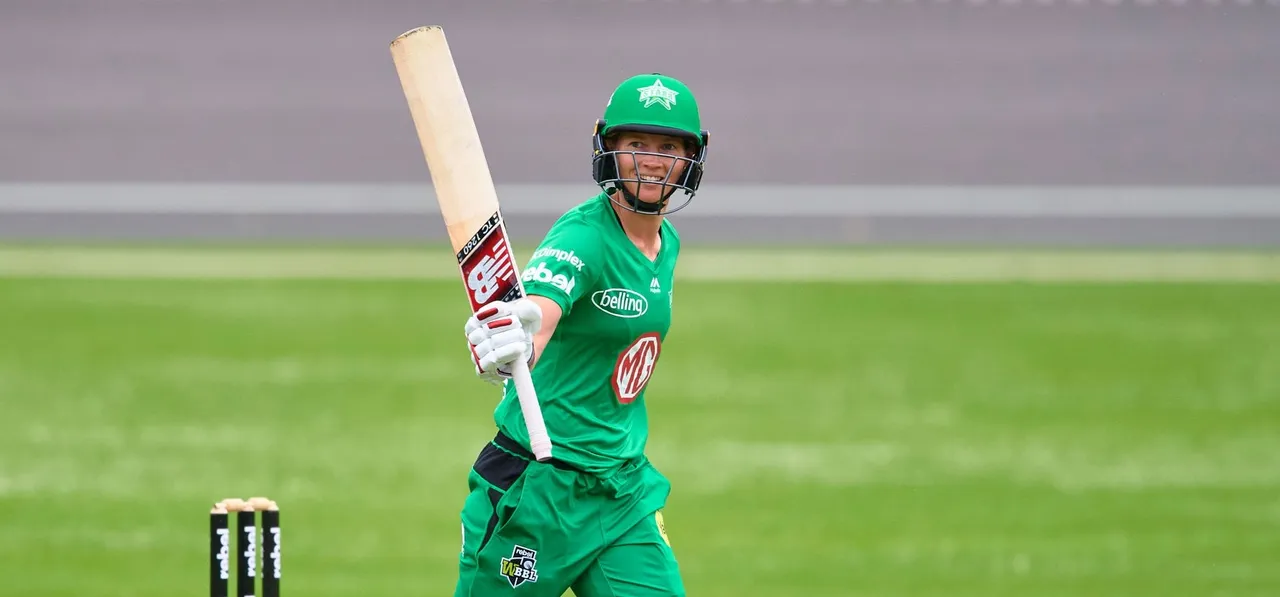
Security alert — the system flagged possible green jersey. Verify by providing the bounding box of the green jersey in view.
[494,193,679,477]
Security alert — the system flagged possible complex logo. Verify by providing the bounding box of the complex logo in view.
[613,333,662,403]
[530,247,587,272]
[499,545,540,588]
[592,288,648,319]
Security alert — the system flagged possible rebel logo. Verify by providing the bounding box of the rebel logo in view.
[612,333,662,404]
[523,262,576,295]
[215,527,230,580]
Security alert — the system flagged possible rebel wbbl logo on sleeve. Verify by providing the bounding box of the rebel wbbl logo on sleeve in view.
[612,333,662,404]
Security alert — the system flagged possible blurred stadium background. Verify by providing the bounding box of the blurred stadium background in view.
[1,1,1278,596]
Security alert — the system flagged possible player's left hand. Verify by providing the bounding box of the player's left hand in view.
[465,298,542,385]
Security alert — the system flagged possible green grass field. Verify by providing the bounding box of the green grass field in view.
[1,247,1278,596]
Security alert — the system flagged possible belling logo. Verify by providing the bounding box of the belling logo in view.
[592,288,648,318]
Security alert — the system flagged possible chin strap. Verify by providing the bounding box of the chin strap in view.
[610,185,678,215]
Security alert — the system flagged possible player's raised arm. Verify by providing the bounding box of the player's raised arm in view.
[524,295,562,368]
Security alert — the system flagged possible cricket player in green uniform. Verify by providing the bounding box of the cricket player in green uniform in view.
[454,73,709,597]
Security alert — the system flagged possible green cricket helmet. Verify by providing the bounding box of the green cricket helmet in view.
[591,73,709,215]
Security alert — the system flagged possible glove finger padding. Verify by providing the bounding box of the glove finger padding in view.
[464,299,540,380]
[509,299,543,335]
[479,341,527,373]
[467,316,518,347]
[469,342,508,387]
[471,327,529,362]
[465,301,514,335]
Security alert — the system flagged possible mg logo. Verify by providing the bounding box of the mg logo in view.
[612,333,662,404]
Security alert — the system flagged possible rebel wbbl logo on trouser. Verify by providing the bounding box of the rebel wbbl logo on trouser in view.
[499,545,540,587]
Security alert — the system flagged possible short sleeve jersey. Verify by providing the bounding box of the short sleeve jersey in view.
[493,193,680,476]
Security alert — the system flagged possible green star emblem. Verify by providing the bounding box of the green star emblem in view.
[637,79,678,110]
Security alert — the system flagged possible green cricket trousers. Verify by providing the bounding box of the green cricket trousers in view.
[453,432,685,597]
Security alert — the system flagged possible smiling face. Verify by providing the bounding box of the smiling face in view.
[607,130,694,206]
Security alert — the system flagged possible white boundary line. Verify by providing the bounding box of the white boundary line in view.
[3,184,1280,217]
[0,247,1276,282]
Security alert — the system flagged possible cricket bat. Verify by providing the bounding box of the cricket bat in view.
[389,25,553,462]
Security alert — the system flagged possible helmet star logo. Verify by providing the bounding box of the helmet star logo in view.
[637,79,678,110]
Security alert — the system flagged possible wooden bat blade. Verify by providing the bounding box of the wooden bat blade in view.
[389,25,500,255]
[389,25,554,462]
[390,24,522,312]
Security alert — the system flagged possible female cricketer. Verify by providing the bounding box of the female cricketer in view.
[453,72,709,597]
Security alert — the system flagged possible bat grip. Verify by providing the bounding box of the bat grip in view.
[509,356,553,462]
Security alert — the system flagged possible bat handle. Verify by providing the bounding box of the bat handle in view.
[509,356,554,462]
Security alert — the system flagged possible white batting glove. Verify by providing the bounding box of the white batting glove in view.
[465,298,542,386]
